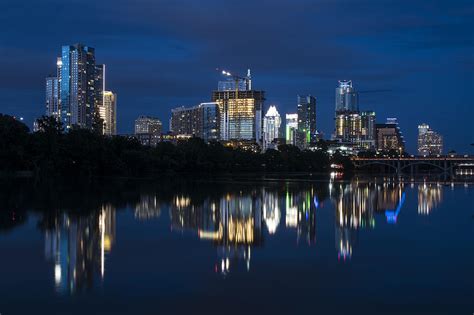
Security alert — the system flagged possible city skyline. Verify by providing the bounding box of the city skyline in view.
[0,0,472,153]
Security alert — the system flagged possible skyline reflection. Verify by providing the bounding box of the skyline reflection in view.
[0,179,457,295]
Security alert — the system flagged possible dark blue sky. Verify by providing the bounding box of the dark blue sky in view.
[0,0,472,153]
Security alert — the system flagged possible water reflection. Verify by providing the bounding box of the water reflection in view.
[1,178,462,295]
[44,205,115,294]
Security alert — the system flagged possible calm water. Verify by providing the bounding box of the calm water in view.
[0,178,472,314]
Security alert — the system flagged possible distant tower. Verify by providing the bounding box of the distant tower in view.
[58,44,97,129]
[45,76,60,118]
[297,95,317,144]
[100,91,117,135]
[213,69,264,143]
[335,80,358,112]
[263,105,282,150]
[418,124,443,156]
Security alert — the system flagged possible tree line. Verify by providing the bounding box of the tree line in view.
[0,114,352,178]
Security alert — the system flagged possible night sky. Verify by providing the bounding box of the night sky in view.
[1,0,472,153]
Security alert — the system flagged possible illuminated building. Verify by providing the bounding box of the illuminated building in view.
[285,113,298,145]
[335,80,358,112]
[417,123,443,156]
[360,110,376,150]
[98,91,117,135]
[335,112,362,143]
[134,115,162,146]
[212,72,264,143]
[297,95,317,144]
[45,76,60,118]
[376,118,405,152]
[263,105,282,150]
[170,102,219,142]
[58,44,98,129]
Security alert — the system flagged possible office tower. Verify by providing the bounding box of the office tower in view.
[376,118,405,152]
[212,90,264,142]
[45,76,60,118]
[285,113,298,145]
[212,70,264,143]
[335,80,358,112]
[263,105,282,150]
[418,124,443,156]
[360,111,376,150]
[335,112,362,143]
[100,91,117,135]
[135,116,162,146]
[170,103,219,142]
[334,80,361,145]
[297,95,317,144]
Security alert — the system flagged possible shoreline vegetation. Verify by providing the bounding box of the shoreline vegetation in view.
[0,114,353,179]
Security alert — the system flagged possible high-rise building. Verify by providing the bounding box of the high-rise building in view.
[285,113,298,146]
[45,76,60,118]
[418,124,443,156]
[376,118,405,152]
[297,95,317,144]
[335,80,358,112]
[211,87,264,143]
[335,112,362,143]
[170,103,219,142]
[263,105,282,150]
[100,91,117,135]
[135,116,162,146]
[94,64,105,116]
[334,80,361,145]
[59,44,97,129]
[360,110,376,150]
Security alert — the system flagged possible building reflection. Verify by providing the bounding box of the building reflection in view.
[332,181,405,261]
[170,190,263,275]
[417,183,442,215]
[285,189,316,245]
[135,194,161,220]
[44,205,116,294]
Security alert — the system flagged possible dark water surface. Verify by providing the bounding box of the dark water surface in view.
[0,177,472,314]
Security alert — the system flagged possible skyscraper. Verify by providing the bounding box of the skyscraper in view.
[285,114,298,146]
[45,76,59,118]
[418,124,443,156]
[263,105,282,150]
[334,80,360,145]
[59,44,97,129]
[297,95,317,144]
[376,118,405,152]
[335,80,358,112]
[212,71,264,143]
[360,111,376,150]
[100,91,117,135]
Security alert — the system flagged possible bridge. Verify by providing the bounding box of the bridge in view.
[351,155,474,175]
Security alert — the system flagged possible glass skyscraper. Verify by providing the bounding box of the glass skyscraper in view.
[335,80,358,112]
[58,44,96,129]
[297,95,317,144]
[45,76,59,118]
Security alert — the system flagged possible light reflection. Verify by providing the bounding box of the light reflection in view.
[36,179,455,294]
